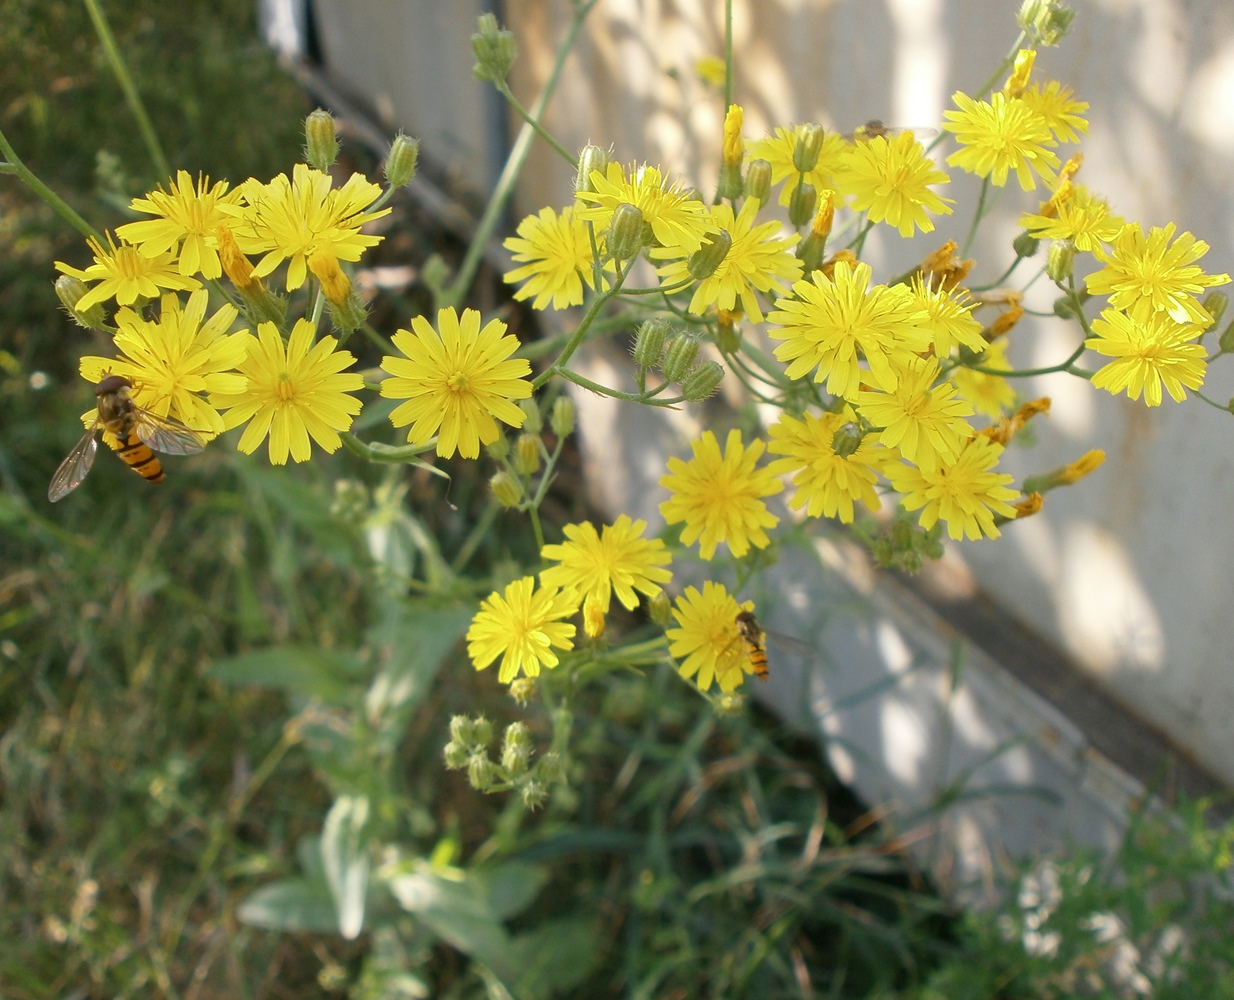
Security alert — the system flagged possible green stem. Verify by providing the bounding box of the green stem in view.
[81,0,170,180]
[530,266,629,390]
[552,365,685,406]
[496,82,576,165]
[0,127,102,242]
[451,498,502,574]
[961,176,993,258]
[339,431,443,465]
[441,1,598,308]
[723,0,734,112]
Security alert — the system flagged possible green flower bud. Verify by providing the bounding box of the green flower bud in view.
[793,124,826,173]
[1018,0,1075,46]
[714,314,741,355]
[576,144,609,195]
[716,161,744,201]
[550,396,575,438]
[796,231,825,273]
[681,360,725,401]
[449,714,479,746]
[831,421,863,458]
[513,433,541,475]
[54,275,107,329]
[443,741,469,770]
[471,13,517,83]
[1045,239,1075,283]
[789,182,818,228]
[326,285,368,334]
[383,132,420,188]
[519,398,543,435]
[536,751,565,786]
[504,720,532,750]
[501,740,531,776]
[489,469,523,508]
[744,158,772,205]
[471,715,493,746]
[607,203,645,261]
[304,109,339,171]
[1012,230,1041,259]
[649,591,673,627]
[1201,292,1228,333]
[468,750,496,791]
[660,335,701,384]
[687,230,732,280]
[633,319,670,369]
[520,779,548,810]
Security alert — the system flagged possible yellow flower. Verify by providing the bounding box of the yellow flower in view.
[765,409,882,522]
[768,260,930,400]
[652,199,801,323]
[503,205,597,310]
[909,278,988,358]
[943,91,1059,190]
[749,125,850,209]
[883,437,1019,540]
[223,164,390,291]
[1020,80,1089,143]
[115,171,242,279]
[539,515,673,613]
[1085,307,1207,406]
[666,581,755,693]
[211,318,364,464]
[466,576,577,683]
[836,131,953,237]
[575,162,711,255]
[379,307,533,459]
[855,357,974,472]
[1085,222,1230,325]
[55,234,202,312]
[79,290,246,438]
[1020,183,1124,252]
[659,429,782,561]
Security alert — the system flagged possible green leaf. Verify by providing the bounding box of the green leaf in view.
[509,917,603,998]
[473,861,549,921]
[206,646,364,702]
[321,794,371,940]
[388,866,515,978]
[236,878,338,933]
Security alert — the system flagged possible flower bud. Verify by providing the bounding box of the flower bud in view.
[831,421,864,458]
[1012,231,1041,259]
[607,203,645,261]
[796,232,825,273]
[714,311,741,354]
[1022,449,1105,493]
[792,124,825,173]
[633,318,670,369]
[1045,239,1075,283]
[550,396,575,438]
[519,398,543,435]
[681,360,725,401]
[325,286,367,334]
[687,230,731,280]
[304,109,339,171]
[55,275,106,329]
[789,182,818,228]
[722,104,744,165]
[744,158,772,205]
[471,13,517,83]
[508,677,536,705]
[716,161,744,202]
[520,779,548,810]
[1012,492,1044,519]
[443,741,469,770]
[536,751,565,786]
[649,590,673,627]
[575,145,609,195]
[513,433,541,475]
[467,750,496,791]
[217,225,287,325]
[449,714,473,744]
[1003,49,1036,99]
[501,724,532,775]
[471,715,493,746]
[490,469,523,508]
[659,335,701,384]
[383,132,420,188]
[1201,292,1228,333]
[1018,0,1076,46]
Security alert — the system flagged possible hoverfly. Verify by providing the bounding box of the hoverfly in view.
[48,374,206,502]
[844,119,938,143]
[733,609,818,683]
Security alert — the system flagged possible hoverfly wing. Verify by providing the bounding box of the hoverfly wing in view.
[764,630,818,660]
[133,408,207,456]
[48,430,101,502]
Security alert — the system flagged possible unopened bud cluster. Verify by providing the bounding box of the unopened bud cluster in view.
[471,13,517,82]
[630,321,725,401]
[443,713,563,809]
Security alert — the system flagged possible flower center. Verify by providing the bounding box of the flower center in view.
[277,371,296,400]
[447,371,470,393]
